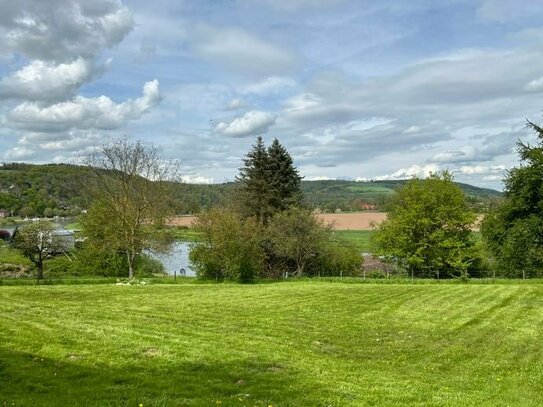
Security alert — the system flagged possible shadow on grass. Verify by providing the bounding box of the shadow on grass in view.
[0,348,315,406]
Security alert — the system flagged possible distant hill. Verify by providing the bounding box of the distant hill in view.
[0,163,502,217]
[300,179,502,212]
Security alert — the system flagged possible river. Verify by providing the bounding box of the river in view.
[148,241,195,277]
[2,224,195,277]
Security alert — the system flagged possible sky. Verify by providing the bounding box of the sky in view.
[1,0,543,189]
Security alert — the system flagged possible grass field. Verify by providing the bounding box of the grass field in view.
[1,282,542,406]
[334,230,373,252]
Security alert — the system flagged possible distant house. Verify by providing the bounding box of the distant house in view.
[360,204,377,211]
[0,210,10,218]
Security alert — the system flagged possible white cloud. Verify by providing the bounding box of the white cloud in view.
[458,165,506,175]
[0,58,108,101]
[3,130,108,161]
[7,80,161,132]
[214,110,277,137]
[190,24,297,76]
[0,0,134,61]
[224,98,246,111]
[403,125,420,134]
[525,76,543,92]
[477,0,543,22]
[239,0,344,12]
[372,164,441,181]
[433,146,478,163]
[283,93,322,113]
[241,76,296,95]
[306,175,333,181]
[180,175,214,184]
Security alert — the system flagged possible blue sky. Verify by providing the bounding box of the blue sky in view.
[1,0,543,188]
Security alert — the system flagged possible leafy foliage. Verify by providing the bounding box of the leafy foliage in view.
[46,247,165,277]
[482,120,543,277]
[0,163,86,217]
[0,163,500,216]
[266,207,331,277]
[82,139,177,278]
[189,208,264,282]
[11,220,69,279]
[373,172,477,278]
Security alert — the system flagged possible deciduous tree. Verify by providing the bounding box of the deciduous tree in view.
[11,220,67,279]
[372,172,477,279]
[82,138,177,278]
[266,207,330,277]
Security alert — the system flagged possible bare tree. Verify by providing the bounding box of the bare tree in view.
[82,138,179,278]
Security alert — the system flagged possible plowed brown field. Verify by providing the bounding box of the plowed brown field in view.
[167,212,387,230]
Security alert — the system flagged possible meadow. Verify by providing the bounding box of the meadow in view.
[1,282,542,406]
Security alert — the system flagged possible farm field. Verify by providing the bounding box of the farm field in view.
[1,282,542,406]
[168,212,387,230]
[334,230,374,251]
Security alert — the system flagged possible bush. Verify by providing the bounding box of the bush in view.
[317,238,363,277]
[45,247,165,278]
[189,208,265,282]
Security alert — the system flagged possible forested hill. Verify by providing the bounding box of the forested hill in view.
[0,163,502,217]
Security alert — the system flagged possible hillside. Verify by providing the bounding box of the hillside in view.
[302,179,502,212]
[0,163,502,216]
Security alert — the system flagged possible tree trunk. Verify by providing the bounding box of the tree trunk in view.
[295,262,304,277]
[37,260,44,280]
[127,250,134,279]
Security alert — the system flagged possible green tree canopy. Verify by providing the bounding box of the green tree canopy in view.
[11,220,68,279]
[236,137,302,224]
[482,120,543,277]
[372,172,477,279]
[189,208,265,282]
[266,207,330,277]
[82,139,177,278]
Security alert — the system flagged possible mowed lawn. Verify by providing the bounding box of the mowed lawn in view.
[1,283,542,406]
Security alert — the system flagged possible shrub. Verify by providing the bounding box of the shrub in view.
[189,208,265,282]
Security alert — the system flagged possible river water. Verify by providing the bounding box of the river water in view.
[2,224,195,277]
[148,241,195,277]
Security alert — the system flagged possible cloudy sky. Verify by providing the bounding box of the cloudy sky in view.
[1,0,543,189]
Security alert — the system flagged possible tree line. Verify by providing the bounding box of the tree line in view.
[190,137,362,281]
[5,117,543,280]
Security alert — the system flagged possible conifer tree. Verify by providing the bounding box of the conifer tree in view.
[482,120,543,277]
[236,137,303,224]
[267,138,303,211]
[236,136,273,224]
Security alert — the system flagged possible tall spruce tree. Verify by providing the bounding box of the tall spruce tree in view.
[236,137,303,224]
[236,136,273,224]
[267,138,303,211]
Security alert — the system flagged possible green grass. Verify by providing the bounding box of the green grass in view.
[0,243,32,266]
[170,227,203,241]
[335,230,374,251]
[1,282,542,406]
[345,185,395,193]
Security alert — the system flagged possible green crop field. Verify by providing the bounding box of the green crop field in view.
[1,282,542,406]
[334,230,374,252]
